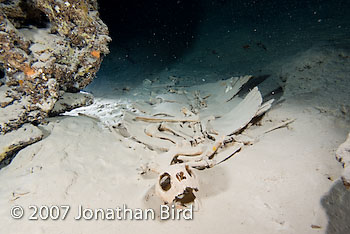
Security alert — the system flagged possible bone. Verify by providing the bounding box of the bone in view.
[255,99,275,117]
[215,142,244,165]
[193,90,207,109]
[210,87,263,136]
[159,122,194,141]
[144,124,183,145]
[113,77,274,206]
[192,122,205,142]
[204,135,225,159]
[156,144,204,169]
[155,164,200,207]
[135,116,200,123]
[263,118,296,134]
[176,136,225,166]
[186,159,216,169]
[122,112,174,152]
[231,134,255,145]
[225,75,253,102]
[166,145,204,158]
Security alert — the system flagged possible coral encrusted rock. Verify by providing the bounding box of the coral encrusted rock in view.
[0,0,111,134]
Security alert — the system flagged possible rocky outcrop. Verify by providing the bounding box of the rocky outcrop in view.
[49,91,94,116]
[336,133,350,189]
[0,0,111,134]
[0,123,43,167]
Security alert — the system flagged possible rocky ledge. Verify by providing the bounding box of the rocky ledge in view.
[0,123,43,168]
[0,0,110,164]
[0,0,110,134]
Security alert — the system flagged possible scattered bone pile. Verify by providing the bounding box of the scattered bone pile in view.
[113,75,274,207]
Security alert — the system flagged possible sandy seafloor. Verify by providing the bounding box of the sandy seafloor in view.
[1,3,350,234]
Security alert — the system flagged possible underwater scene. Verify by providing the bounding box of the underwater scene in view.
[0,0,350,233]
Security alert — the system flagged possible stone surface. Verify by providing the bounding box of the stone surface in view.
[0,84,15,107]
[50,91,94,116]
[0,83,42,134]
[0,123,43,164]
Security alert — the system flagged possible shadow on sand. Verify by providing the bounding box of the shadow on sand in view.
[321,180,350,234]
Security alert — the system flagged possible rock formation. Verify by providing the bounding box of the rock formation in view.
[0,0,110,165]
[0,0,111,134]
[336,133,350,189]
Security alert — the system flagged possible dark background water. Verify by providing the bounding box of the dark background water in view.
[93,0,350,87]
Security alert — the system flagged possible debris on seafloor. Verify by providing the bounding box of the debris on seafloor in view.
[262,118,296,134]
[111,75,276,208]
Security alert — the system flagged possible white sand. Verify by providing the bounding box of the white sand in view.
[1,43,350,234]
[0,93,347,233]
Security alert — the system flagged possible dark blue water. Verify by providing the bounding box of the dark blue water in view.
[89,0,350,94]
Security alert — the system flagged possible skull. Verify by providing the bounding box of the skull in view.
[155,164,199,207]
